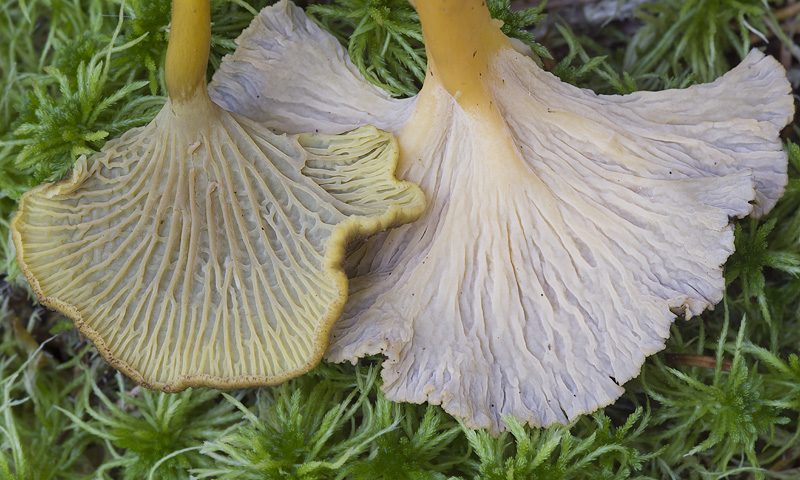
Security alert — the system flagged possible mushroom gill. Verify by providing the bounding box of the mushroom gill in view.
[10,0,424,391]
[209,0,794,433]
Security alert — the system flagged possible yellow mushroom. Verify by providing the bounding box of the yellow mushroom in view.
[10,0,424,392]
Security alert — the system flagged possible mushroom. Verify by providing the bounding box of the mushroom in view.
[208,0,794,433]
[10,0,424,392]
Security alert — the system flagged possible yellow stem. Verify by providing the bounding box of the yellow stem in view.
[165,0,211,103]
[415,0,507,109]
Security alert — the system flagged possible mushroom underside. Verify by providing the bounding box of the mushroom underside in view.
[331,79,757,430]
[12,94,424,391]
[209,0,793,433]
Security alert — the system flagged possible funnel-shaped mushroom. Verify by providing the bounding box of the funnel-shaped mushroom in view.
[11,0,424,391]
[209,0,794,433]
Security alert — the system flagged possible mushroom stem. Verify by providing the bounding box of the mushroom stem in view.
[415,0,507,110]
[165,0,211,103]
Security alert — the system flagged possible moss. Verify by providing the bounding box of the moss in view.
[1,0,799,478]
[307,0,548,97]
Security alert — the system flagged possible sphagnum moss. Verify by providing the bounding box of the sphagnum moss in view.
[1,0,800,478]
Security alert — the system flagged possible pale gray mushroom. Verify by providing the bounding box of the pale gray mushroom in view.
[209,0,794,433]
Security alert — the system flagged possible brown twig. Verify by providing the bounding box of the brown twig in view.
[769,447,800,472]
[664,353,732,372]
[776,1,800,21]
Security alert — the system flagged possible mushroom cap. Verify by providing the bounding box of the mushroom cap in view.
[11,92,424,391]
[209,0,794,433]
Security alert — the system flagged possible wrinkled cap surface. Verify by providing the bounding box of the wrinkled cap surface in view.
[210,0,794,433]
[12,92,424,391]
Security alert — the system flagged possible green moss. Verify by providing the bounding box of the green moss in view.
[307,0,425,97]
[639,313,787,478]
[308,0,549,97]
[0,301,99,479]
[626,0,780,82]
[339,397,466,479]
[464,409,657,480]
[59,378,241,480]
[487,0,549,60]
[11,60,152,186]
[1,0,799,478]
[194,364,470,479]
